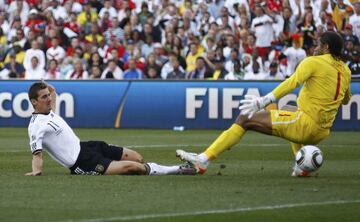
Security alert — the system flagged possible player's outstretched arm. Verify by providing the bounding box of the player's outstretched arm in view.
[25,152,43,176]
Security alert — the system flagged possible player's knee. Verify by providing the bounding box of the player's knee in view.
[122,149,144,163]
[124,163,146,175]
[235,114,250,129]
[131,151,144,163]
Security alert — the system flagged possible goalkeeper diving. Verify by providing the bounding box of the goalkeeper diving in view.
[176,31,352,177]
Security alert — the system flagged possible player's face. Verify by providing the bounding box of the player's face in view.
[313,40,327,56]
[32,88,52,113]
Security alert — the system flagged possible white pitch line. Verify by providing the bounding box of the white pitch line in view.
[61,199,360,222]
[0,143,354,153]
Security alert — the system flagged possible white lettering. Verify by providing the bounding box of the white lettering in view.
[0,92,12,118]
[0,92,75,118]
[56,93,75,118]
[342,95,360,120]
[223,88,244,119]
[208,88,218,119]
[186,88,206,119]
[278,94,298,109]
[245,88,261,97]
[13,93,33,117]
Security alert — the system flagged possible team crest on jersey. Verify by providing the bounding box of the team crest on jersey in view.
[95,164,105,173]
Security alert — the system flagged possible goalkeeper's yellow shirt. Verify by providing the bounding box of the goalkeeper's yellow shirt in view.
[272,54,351,129]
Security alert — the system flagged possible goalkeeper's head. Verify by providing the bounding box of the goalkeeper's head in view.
[315,31,345,61]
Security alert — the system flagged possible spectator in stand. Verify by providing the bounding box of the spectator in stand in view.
[99,11,112,33]
[104,17,124,44]
[24,40,46,73]
[251,4,274,61]
[25,56,46,80]
[85,22,104,46]
[0,13,10,40]
[188,57,213,79]
[152,42,168,67]
[123,57,143,79]
[144,66,161,79]
[88,51,105,71]
[166,56,186,80]
[281,34,307,77]
[65,59,89,79]
[349,0,360,40]
[224,59,245,80]
[144,53,161,76]
[104,35,125,63]
[89,65,102,79]
[3,52,25,78]
[24,9,47,36]
[101,59,123,79]
[0,27,6,58]
[99,0,118,20]
[46,37,66,64]
[47,0,68,21]
[9,27,26,50]
[64,12,82,34]
[211,59,228,80]
[138,2,153,26]
[186,42,203,73]
[264,61,285,80]
[349,50,360,78]
[225,48,241,73]
[45,59,62,80]
[297,11,317,52]
[8,0,29,26]
[141,35,154,59]
[77,1,98,28]
[331,0,352,31]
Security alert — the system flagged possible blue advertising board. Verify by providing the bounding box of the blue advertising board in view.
[0,80,359,130]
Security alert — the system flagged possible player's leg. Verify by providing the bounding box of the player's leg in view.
[204,110,272,160]
[280,105,303,156]
[105,160,147,175]
[177,111,272,173]
[105,161,196,175]
[121,148,143,162]
[290,142,302,156]
[96,141,144,163]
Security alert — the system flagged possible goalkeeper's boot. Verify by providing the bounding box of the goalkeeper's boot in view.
[176,150,208,174]
[291,163,310,177]
[178,162,197,175]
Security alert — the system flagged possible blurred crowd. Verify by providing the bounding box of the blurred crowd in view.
[0,0,359,80]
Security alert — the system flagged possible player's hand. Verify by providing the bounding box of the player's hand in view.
[25,171,42,176]
[239,95,266,119]
[41,79,56,93]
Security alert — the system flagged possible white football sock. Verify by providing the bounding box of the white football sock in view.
[198,153,210,164]
[146,162,180,175]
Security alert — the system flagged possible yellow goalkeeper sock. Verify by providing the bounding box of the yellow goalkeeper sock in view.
[290,142,303,156]
[204,124,246,160]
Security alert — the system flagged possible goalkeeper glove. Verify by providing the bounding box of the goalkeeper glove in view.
[239,93,276,119]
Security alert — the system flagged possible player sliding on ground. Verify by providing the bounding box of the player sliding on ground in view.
[26,81,195,176]
[177,31,352,177]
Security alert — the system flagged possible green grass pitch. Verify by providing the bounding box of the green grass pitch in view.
[0,128,359,222]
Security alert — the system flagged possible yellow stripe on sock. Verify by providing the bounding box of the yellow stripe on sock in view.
[204,124,246,160]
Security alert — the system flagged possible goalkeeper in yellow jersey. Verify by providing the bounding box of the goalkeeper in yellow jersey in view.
[176,31,352,176]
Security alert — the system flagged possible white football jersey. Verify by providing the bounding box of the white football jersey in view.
[28,110,80,168]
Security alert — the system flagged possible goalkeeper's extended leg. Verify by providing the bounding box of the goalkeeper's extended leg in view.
[177,124,245,174]
[177,111,272,174]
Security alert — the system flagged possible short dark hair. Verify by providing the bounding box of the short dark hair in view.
[319,31,345,61]
[28,82,47,101]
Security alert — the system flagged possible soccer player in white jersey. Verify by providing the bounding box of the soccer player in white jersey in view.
[26,81,195,176]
